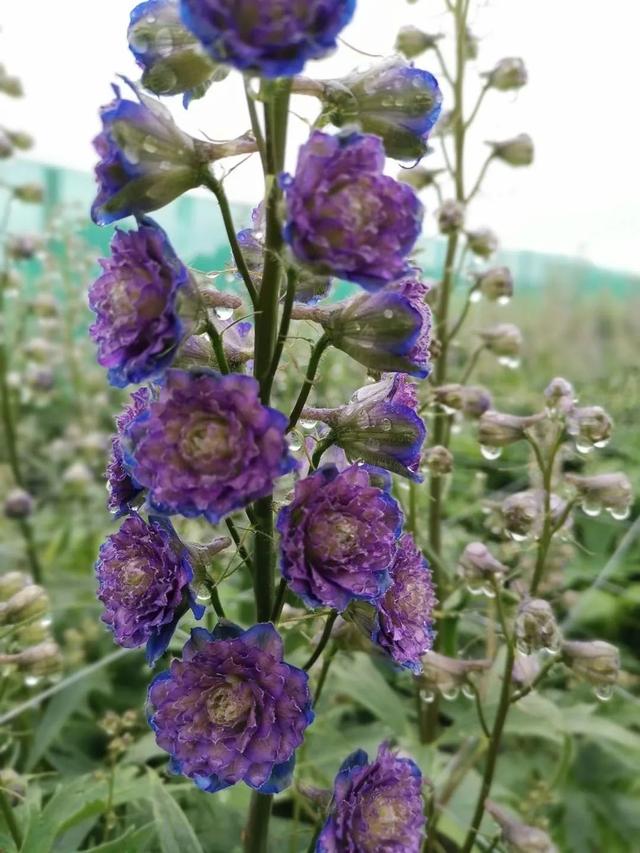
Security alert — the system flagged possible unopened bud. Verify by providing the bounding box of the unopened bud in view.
[486,801,557,853]
[395,26,443,59]
[515,599,561,654]
[422,445,454,476]
[466,227,499,259]
[461,386,493,419]
[420,651,491,701]
[562,640,620,700]
[15,641,63,679]
[17,619,52,646]
[437,199,465,235]
[480,323,523,367]
[31,294,59,319]
[433,383,465,413]
[476,266,513,303]
[501,489,567,542]
[13,183,44,204]
[6,130,34,150]
[544,377,576,416]
[458,542,508,595]
[0,74,23,97]
[490,133,534,167]
[4,487,35,519]
[398,165,445,192]
[567,405,613,453]
[0,768,27,805]
[434,109,455,137]
[0,130,12,158]
[187,536,232,581]
[566,472,632,521]
[6,234,42,261]
[478,411,543,449]
[511,653,542,688]
[62,461,94,489]
[0,571,31,601]
[0,585,49,625]
[483,57,528,91]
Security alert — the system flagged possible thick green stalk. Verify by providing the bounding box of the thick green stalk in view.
[244,79,291,853]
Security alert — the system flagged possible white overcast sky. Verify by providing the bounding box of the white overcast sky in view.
[2,0,639,272]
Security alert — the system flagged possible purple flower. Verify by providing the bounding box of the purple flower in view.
[91,80,204,225]
[96,513,203,663]
[318,742,425,852]
[89,221,189,387]
[106,388,150,515]
[373,534,436,673]
[322,57,443,161]
[308,375,426,481]
[147,622,314,793]
[283,131,423,291]
[319,273,431,378]
[179,0,356,78]
[123,369,296,523]
[277,464,402,611]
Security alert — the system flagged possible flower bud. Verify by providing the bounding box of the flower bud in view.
[562,639,620,700]
[461,385,493,419]
[567,405,613,453]
[0,768,27,805]
[395,26,443,59]
[17,619,52,646]
[464,28,479,60]
[483,57,528,91]
[5,131,32,152]
[128,0,228,105]
[0,571,31,601]
[466,227,499,258]
[433,383,465,413]
[434,109,455,137]
[515,599,561,654]
[479,323,523,367]
[420,650,491,701]
[544,377,576,416]
[318,57,443,161]
[478,411,544,449]
[501,489,566,542]
[6,234,42,261]
[476,266,513,303]
[0,585,49,625]
[14,642,63,681]
[422,445,453,476]
[490,133,534,166]
[511,653,542,688]
[397,165,445,191]
[186,536,232,582]
[0,72,23,97]
[13,183,44,204]
[62,461,94,490]
[486,802,558,853]
[437,199,465,234]
[4,487,35,519]
[0,130,13,158]
[458,542,508,595]
[565,472,632,521]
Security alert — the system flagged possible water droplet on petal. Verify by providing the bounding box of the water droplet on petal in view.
[466,584,484,596]
[441,687,460,701]
[581,499,602,518]
[420,688,436,704]
[470,290,482,304]
[289,437,302,452]
[575,440,594,455]
[480,444,502,461]
[381,418,392,432]
[609,505,631,521]
[497,295,511,306]
[594,438,610,449]
[383,309,394,320]
[25,675,41,687]
[507,529,530,543]
[215,306,234,321]
[300,419,318,431]
[461,684,475,700]
[594,684,614,702]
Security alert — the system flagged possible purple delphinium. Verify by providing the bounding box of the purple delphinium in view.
[322,272,432,378]
[95,513,203,663]
[373,533,436,673]
[123,369,296,523]
[283,131,423,290]
[106,388,150,516]
[91,80,202,225]
[317,742,425,852]
[89,221,190,387]
[277,464,402,611]
[179,0,356,78]
[324,57,443,161]
[147,622,314,793]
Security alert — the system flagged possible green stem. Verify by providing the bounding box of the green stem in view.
[529,432,563,595]
[271,578,288,623]
[460,343,486,385]
[262,266,297,400]
[204,318,230,374]
[225,518,253,575]
[314,645,337,705]
[465,154,495,205]
[287,334,330,432]
[244,792,273,853]
[303,611,338,671]
[311,432,335,470]
[0,787,22,850]
[446,283,479,344]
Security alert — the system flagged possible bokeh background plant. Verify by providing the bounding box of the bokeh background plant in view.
[1,1,639,852]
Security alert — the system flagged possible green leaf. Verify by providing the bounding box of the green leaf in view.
[329,653,409,734]
[84,822,155,853]
[148,770,204,853]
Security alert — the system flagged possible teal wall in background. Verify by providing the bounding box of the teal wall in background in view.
[2,160,639,299]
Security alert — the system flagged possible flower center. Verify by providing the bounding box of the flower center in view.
[308,512,360,561]
[359,793,410,843]
[181,417,229,465]
[206,678,253,728]
[119,557,151,591]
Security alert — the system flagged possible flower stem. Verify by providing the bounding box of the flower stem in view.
[303,611,338,671]
[287,334,330,432]
[244,792,273,853]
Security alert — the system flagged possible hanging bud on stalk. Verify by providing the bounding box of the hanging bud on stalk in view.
[458,542,508,596]
[515,598,561,654]
[478,410,544,450]
[486,801,558,853]
[437,199,465,234]
[562,640,620,701]
[466,227,499,258]
[489,133,534,167]
[565,472,632,521]
[422,445,454,477]
[0,585,50,625]
[483,57,528,91]
[567,405,613,453]
[475,266,514,303]
[395,26,443,59]
[479,323,523,368]
[544,376,577,417]
[3,487,35,519]
[501,489,568,542]
[420,651,491,702]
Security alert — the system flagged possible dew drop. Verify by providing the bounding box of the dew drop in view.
[507,529,530,543]
[196,588,211,604]
[300,419,318,431]
[470,290,482,304]
[461,684,476,700]
[594,438,610,449]
[25,675,41,687]
[420,688,436,704]
[594,684,614,702]
[440,404,458,416]
[441,687,460,701]
[143,137,159,154]
[609,505,631,521]
[215,306,234,321]
[381,418,392,432]
[466,584,484,596]
[581,499,602,518]
[575,440,594,455]
[383,309,395,319]
[480,444,502,461]
[289,436,302,452]
[482,584,496,599]
[497,295,511,306]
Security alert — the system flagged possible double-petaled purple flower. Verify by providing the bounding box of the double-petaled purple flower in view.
[318,742,425,852]
[147,622,313,793]
[89,221,189,387]
[179,0,356,78]
[123,369,296,522]
[373,534,436,673]
[283,131,423,290]
[277,464,402,611]
[96,513,203,663]
[106,388,150,516]
[322,57,442,161]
